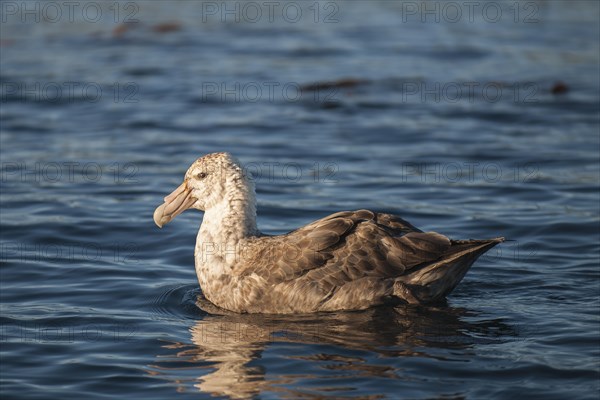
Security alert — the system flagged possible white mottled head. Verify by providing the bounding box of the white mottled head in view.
[153,152,255,228]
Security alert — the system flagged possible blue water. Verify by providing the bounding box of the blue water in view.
[1,1,599,399]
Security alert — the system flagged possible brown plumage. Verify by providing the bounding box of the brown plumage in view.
[153,153,504,314]
[230,210,503,313]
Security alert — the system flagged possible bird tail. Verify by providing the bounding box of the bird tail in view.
[393,237,504,304]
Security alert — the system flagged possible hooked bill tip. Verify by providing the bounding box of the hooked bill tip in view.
[153,203,167,229]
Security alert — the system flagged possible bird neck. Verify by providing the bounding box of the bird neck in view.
[195,175,258,278]
[201,194,258,244]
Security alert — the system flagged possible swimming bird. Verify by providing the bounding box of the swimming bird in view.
[153,152,503,314]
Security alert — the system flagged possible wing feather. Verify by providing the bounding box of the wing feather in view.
[238,210,450,288]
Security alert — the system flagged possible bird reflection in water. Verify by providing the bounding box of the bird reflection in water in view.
[147,294,518,398]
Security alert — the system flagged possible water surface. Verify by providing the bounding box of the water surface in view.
[1,1,599,399]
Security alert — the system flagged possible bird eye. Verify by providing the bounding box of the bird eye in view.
[197,172,207,179]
